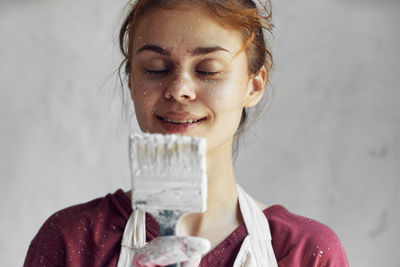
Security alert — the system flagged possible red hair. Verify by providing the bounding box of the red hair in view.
[118,0,274,156]
[119,0,273,75]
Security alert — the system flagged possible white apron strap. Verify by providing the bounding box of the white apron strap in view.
[117,186,278,267]
[235,185,278,267]
[117,210,146,267]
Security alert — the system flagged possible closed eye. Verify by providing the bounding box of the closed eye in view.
[144,70,169,74]
[197,71,221,76]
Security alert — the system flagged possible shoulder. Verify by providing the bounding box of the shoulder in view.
[42,189,130,234]
[264,205,349,267]
[24,190,131,266]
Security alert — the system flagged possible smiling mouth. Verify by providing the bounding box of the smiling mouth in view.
[156,115,207,124]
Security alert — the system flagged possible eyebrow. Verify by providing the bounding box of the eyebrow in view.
[136,44,230,56]
[137,45,171,56]
[191,46,230,55]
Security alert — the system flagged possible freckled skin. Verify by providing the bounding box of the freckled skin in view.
[130,5,258,154]
[127,4,267,267]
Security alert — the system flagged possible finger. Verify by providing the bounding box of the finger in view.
[133,236,210,266]
[182,255,202,267]
[132,254,153,267]
[179,236,210,258]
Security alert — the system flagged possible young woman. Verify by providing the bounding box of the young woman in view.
[24,1,349,266]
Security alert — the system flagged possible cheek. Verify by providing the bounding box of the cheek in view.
[201,78,247,114]
[132,81,162,117]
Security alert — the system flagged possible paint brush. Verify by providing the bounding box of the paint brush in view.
[129,133,207,266]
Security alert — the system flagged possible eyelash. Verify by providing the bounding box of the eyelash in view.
[144,70,169,75]
[144,70,220,76]
[197,71,220,76]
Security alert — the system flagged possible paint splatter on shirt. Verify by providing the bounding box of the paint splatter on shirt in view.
[24,190,349,266]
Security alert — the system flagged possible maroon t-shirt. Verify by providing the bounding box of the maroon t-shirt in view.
[24,190,349,266]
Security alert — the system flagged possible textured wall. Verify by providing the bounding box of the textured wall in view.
[1,0,398,266]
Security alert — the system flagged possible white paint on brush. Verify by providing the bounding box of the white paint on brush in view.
[129,133,207,213]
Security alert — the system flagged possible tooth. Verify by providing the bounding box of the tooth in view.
[161,116,204,124]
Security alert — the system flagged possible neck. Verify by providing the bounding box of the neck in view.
[179,143,241,237]
[205,146,238,215]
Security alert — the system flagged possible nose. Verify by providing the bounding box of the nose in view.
[164,72,196,102]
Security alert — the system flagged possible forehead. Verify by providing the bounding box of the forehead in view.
[133,5,244,55]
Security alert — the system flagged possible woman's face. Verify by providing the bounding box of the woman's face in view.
[130,5,264,153]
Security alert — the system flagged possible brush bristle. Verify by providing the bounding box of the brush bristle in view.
[129,133,207,213]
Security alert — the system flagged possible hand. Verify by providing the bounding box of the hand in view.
[132,236,211,267]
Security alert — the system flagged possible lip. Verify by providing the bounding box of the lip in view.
[157,111,206,121]
[155,111,207,134]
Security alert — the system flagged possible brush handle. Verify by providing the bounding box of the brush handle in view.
[161,219,179,267]
[166,263,180,267]
[153,210,186,267]
[155,209,184,236]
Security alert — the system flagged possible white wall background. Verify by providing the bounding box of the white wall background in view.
[0,0,398,266]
